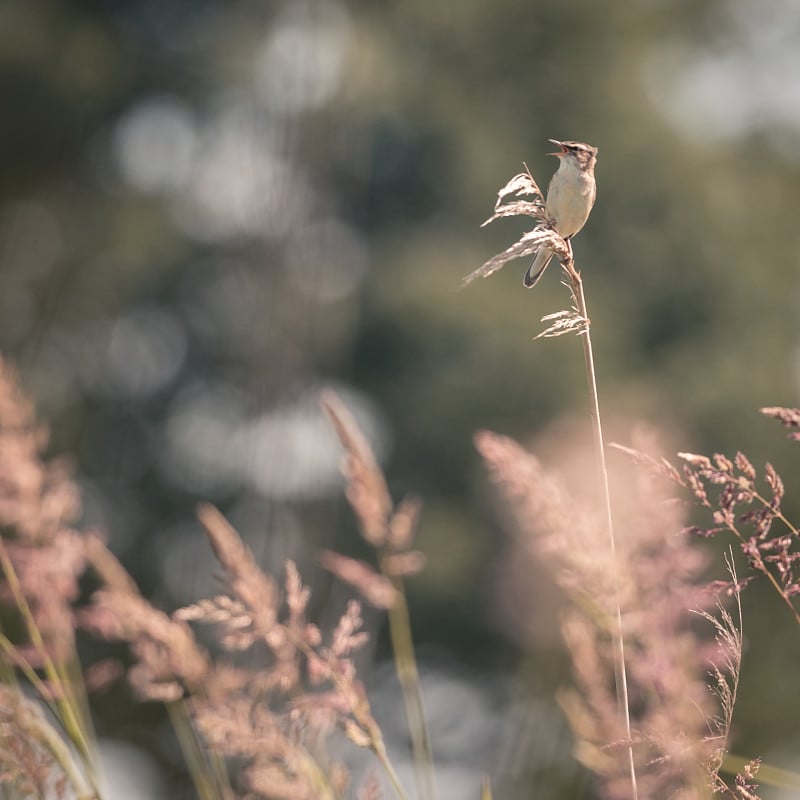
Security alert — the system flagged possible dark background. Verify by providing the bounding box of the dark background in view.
[2,1,800,797]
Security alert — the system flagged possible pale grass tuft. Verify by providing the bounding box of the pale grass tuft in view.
[330,599,369,658]
[82,589,211,700]
[0,685,66,799]
[693,554,743,792]
[0,355,87,667]
[76,499,387,796]
[90,504,388,798]
[0,358,418,800]
[462,228,566,287]
[196,502,281,646]
[321,390,392,547]
[344,718,373,749]
[632,425,800,628]
[0,357,102,798]
[174,595,254,650]
[477,425,742,799]
[534,306,589,339]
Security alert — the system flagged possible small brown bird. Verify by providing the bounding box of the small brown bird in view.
[523,139,598,288]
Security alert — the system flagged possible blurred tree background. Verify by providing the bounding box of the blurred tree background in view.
[2,0,800,797]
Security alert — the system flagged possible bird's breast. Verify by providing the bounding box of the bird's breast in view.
[545,166,596,239]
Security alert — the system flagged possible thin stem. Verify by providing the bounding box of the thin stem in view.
[373,741,412,800]
[750,489,800,539]
[0,537,104,800]
[566,258,638,800]
[287,626,411,800]
[385,575,436,800]
[0,630,59,711]
[166,700,233,800]
[0,535,100,796]
[24,700,95,800]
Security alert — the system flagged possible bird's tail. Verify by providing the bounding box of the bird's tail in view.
[523,248,553,288]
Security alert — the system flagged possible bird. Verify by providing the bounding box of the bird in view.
[523,139,598,288]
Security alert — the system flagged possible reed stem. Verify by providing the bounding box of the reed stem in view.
[565,257,638,800]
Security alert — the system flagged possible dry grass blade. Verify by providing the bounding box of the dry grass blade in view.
[478,168,545,227]
[461,229,563,288]
[535,308,588,339]
[489,169,544,207]
[481,200,545,225]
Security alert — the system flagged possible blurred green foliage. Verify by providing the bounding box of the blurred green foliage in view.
[2,0,800,796]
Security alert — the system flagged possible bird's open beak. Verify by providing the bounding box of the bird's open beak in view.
[547,139,566,157]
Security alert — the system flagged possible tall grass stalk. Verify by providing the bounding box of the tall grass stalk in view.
[385,578,435,800]
[564,257,638,800]
[321,392,434,800]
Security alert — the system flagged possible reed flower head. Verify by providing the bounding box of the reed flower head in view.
[0,359,88,667]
